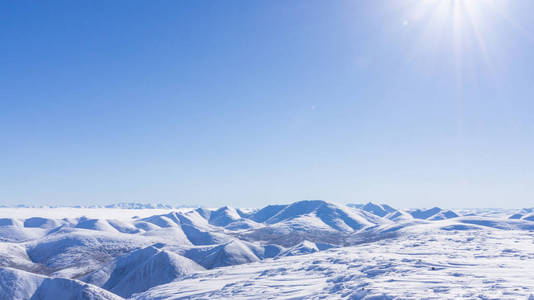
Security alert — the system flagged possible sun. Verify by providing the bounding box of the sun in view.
[394,0,507,77]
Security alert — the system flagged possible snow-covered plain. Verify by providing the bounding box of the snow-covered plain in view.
[1,200,533,299]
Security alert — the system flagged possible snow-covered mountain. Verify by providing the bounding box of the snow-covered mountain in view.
[82,245,204,297]
[348,202,397,217]
[520,212,534,222]
[263,200,380,231]
[0,267,121,300]
[509,208,534,220]
[1,201,534,299]
[407,207,459,220]
[207,206,242,227]
[182,240,261,269]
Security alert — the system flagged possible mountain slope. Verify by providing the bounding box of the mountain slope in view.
[360,202,397,217]
[408,207,459,220]
[249,204,288,223]
[183,240,260,269]
[208,207,242,227]
[83,246,204,297]
[0,267,122,300]
[264,200,378,232]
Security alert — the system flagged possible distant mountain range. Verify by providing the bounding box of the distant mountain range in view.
[0,202,199,209]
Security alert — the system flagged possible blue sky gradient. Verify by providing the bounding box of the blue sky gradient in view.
[1,0,533,208]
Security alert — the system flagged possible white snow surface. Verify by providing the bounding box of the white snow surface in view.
[1,200,534,299]
[135,226,534,300]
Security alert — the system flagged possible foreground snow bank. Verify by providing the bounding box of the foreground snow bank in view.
[134,228,534,299]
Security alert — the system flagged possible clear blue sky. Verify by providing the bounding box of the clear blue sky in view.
[1,0,533,208]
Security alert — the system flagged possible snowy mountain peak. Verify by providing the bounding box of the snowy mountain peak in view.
[408,207,458,220]
[249,204,288,223]
[263,200,378,232]
[361,202,397,217]
[264,200,331,224]
[209,206,241,226]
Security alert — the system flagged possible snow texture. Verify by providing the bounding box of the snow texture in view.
[1,200,534,299]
